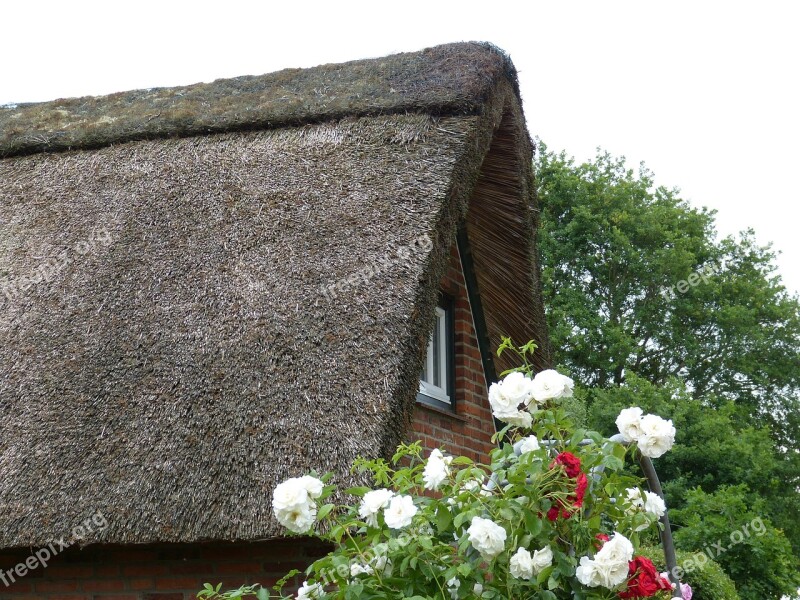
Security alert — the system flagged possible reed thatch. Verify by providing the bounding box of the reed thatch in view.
[0,42,550,548]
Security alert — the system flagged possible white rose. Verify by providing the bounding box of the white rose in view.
[626,487,645,509]
[296,581,323,600]
[473,583,483,595]
[532,545,553,573]
[273,477,318,533]
[595,533,633,567]
[576,557,604,587]
[597,560,631,588]
[297,475,324,499]
[643,490,666,517]
[509,547,534,580]
[531,369,574,402]
[499,371,537,406]
[488,381,520,419]
[504,410,533,428]
[628,487,666,517]
[576,556,629,589]
[383,495,417,529]
[359,489,394,527]
[637,414,676,458]
[423,449,452,491]
[273,478,310,512]
[519,435,541,453]
[274,502,316,533]
[467,516,506,559]
[615,407,644,442]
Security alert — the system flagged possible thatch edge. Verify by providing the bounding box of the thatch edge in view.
[381,75,551,459]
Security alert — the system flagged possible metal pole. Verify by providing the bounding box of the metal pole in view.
[638,452,683,598]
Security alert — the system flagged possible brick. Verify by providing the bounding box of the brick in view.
[2,580,34,593]
[44,565,94,579]
[143,594,183,600]
[212,562,262,575]
[122,565,168,577]
[156,549,202,562]
[47,595,90,600]
[127,578,154,591]
[94,565,120,577]
[154,577,200,591]
[198,546,257,561]
[93,595,140,600]
[108,550,158,563]
[35,580,80,593]
[167,562,213,576]
[81,581,125,593]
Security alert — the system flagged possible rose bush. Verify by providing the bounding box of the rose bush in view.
[199,340,683,600]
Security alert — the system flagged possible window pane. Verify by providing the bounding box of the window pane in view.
[423,336,434,384]
[432,313,441,387]
[438,310,447,391]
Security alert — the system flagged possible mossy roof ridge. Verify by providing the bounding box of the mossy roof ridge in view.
[0,42,518,158]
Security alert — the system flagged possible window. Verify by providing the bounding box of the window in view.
[418,299,454,408]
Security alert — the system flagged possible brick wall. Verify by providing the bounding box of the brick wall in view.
[410,242,497,463]
[0,540,331,600]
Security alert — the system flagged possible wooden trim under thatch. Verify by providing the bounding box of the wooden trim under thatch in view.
[0,42,550,548]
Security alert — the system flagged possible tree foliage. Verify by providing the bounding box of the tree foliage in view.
[536,145,800,442]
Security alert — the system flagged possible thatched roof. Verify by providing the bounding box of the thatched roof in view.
[0,42,550,548]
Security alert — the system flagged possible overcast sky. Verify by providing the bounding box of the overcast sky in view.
[2,1,798,294]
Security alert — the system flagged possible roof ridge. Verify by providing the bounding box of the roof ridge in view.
[0,41,519,159]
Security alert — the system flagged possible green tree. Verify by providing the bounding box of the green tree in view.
[536,145,800,440]
[670,485,800,600]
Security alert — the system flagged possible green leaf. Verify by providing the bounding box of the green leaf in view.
[601,454,624,471]
[524,509,543,536]
[344,486,371,497]
[537,565,554,585]
[436,505,452,533]
[316,503,335,521]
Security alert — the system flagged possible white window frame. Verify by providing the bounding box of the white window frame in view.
[419,306,451,405]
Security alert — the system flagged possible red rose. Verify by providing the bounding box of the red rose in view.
[551,451,582,478]
[619,556,673,598]
[573,472,589,506]
[547,452,588,520]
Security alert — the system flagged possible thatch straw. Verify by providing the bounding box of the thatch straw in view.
[0,42,549,548]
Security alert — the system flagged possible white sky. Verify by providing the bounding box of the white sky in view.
[2,1,798,294]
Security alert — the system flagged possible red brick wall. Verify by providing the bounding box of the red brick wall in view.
[410,243,497,463]
[0,540,330,600]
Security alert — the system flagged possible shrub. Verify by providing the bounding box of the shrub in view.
[639,545,739,600]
